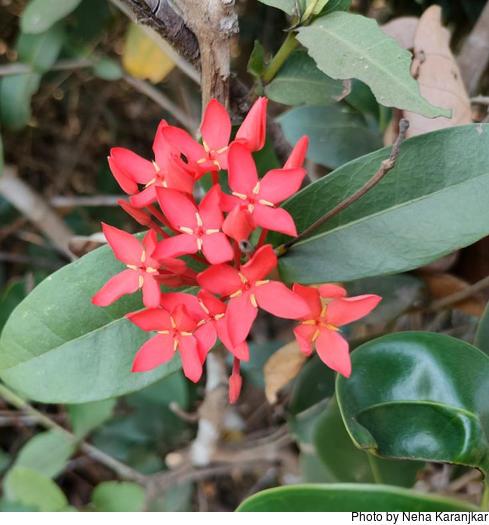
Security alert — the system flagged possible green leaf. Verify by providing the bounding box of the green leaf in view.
[14,430,74,478]
[17,24,65,72]
[92,481,145,512]
[3,467,68,512]
[297,12,450,118]
[0,133,3,177]
[0,73,40,131]
[314,397,422,486]
[92,58,123,81]
[0,500,37,512]
[345,274,424,325]
[67,399,116,438]
[247,40,266,78]
[475,301,489,355]
[279,104,382,169]
[236,483,478,511]
[0,241,187,403]
[336,332,489,474]
[21,0,82,34]
[258,0,339,16]
[320,0,352,15]
[265,50,344,106]
[275,125,489,283]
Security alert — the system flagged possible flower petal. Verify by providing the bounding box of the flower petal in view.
[201,98,231,152]
[132,333,175,372]
[156,187,197,230]
[229,372,243,404]
[226,293,257,346]
[102,223,143,265]
[293,324,316,356]
[284,136,309,169]
[162,125,207,165]
[127,308,172,331]
[255,281,308,319]
[142,274,161,308]
[318,284,347,299]
[129,185,157,208]
[197,264,242,296]
[241,244,277,283]
[194,322,217,362]
[202,233,233,264]
[178,335,203,382]
[152,119,170,169]
[252,205,297,237]
[235,96,268,151]
[227,142,258,195]
[292,283,322,319]
[92,269,140,306]
[108,156,138,194]
[259,168,306,204]
[315,329,351,377]
[154,234,198,259]
[199,185,223,229]
[160,292,203,319]
[118,199,152,227]
[198,290,226,316]
[217,317,250,360]
[222,205,255,243]
[325,294,382,327]
[110,147,155,184]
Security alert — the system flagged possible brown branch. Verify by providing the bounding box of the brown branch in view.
[427,274,489,312]
[279,118,410,254]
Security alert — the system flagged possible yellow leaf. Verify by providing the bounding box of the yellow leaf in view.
[264,341,307,404]
[122,23,175,83]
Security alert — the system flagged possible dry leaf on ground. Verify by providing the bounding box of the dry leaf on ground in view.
[381,17,419,50]
[263,340,306,404]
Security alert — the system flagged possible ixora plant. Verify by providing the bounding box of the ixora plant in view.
[3,0,489,514]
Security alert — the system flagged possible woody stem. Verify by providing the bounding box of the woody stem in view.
[277,119,410,254]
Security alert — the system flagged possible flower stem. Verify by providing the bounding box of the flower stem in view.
[256,228,268,249]
[262,32,299,84]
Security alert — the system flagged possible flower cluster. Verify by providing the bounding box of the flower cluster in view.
[92,97,381,402]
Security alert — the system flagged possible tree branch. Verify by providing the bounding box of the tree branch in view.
[278,118,410,254]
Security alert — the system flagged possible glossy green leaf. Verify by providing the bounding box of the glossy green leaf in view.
[92,481,145,512]
[0,241,186,403]
[3,467,68,512]
[265,50,344,106]
[236,484,478,511]
[67,399,116,438]
[0,73,40,131]
[17,24,65,72]
[21,0,82,34]
[14,430,74,478]
[314,397,422,486]
[297,12,449,118]
[337,332,489,473]
[345,274,424,325]
[275,125,489,283]
[279,104,382,169]
[475,302,489,355]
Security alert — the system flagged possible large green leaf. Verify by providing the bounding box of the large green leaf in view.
[265,50,344,106]
[0,241,186,403]
[13,430,74,478]
[21,0,82,34]
[279,104,382,169]
[297,12,449,118]
[236,483,477,511]
[314,397,422,486]
[336,332,489,474]
[275,125,489,283]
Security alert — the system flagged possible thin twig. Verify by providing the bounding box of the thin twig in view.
[123,73,199,133]
[427,274,489,311]
[0,383,146,484]
[279,118,410,253]
[0,59,92,77]
[50,195,126,207]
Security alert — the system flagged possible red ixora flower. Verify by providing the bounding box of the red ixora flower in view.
[128,303,210,382]
[198,245,309,347]
[92,223,186,308]
[292,284,382,377]
[154,185,233,264]
[222,142,306,238]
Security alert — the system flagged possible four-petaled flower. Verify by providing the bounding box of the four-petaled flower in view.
[292,284,382,377]
[92,223,186,308]
[198,245,309,346]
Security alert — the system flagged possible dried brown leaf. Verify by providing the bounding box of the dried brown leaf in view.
[381,16,419,50]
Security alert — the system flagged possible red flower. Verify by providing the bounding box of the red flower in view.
[154,185,233,264]
[162,99,231,176]
[128,304,208,382]
[222,142,305,237]
[292,284,382,377]
[234,97,268,152]
[160,290,249,361]
[284,135,309,169]
[92,224,185,308]
[198,245,309,346]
